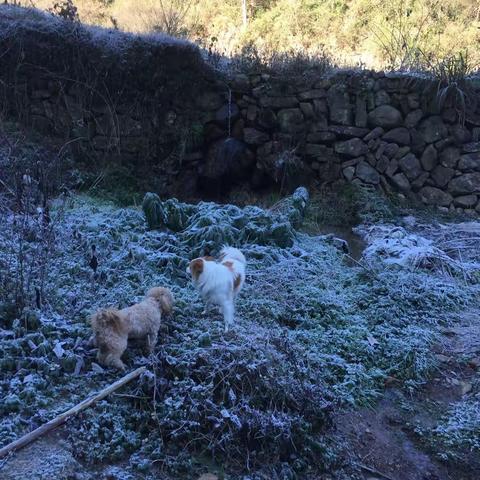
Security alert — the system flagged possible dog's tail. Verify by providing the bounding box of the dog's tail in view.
[90,308,128,336]
[220,245,246,265]
[147,287,174,315]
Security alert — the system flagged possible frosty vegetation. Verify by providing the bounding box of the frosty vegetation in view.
[1,174,479,478]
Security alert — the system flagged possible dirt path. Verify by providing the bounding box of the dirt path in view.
[336,308,480,480]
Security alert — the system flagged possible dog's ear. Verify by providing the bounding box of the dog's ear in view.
[189,258,204,280]
[147,287,174,315]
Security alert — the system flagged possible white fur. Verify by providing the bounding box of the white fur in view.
[186,246,246,332]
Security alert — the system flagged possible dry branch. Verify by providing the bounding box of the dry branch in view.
[0,366,146,459]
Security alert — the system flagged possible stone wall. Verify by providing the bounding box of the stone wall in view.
[1,6,480,209]
[217,71,480,213]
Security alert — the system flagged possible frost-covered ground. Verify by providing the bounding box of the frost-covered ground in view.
[1,190,479,479]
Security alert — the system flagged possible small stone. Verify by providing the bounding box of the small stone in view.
[431,165,455,188]
[458,152,480,171]
[390,172,411,191]
[375,89,391,106]
[462,142,480,153]
[334,138,369,157]
[277,108,304,133]
[419,115,448,143]
[448,173,480,195]
[420,144,438,171]
[343,166,355,181]
[405,109,423,128]
[382,127,410,145]
[355,161,380,184]
[453,195,478,208]
[460,381,472,395]
[243,128,269,145]
[439,147,460,168]
[299,102,315,119]
[419,186,453,207]
[384,143,400,158]
[468,357,480,369]
[399,153,422,180]
[298,89,326,100]
[364,127,384,141]
[435,354,450,363]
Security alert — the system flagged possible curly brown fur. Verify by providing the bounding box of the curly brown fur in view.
[90,287,174,370]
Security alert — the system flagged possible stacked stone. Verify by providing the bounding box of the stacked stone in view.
[195,71,480,213]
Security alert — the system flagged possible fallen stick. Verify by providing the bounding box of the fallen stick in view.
[0,366,146,459]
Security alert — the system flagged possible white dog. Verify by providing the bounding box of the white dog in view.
[186,246,246,332]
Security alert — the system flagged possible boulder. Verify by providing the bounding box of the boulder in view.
[399,153,422,180]
[277,108,304,133]
[419,186,453,206]
[382,127,410,145]
[420,144,437,171]
[334,138,369,157]
[448,173,480,195]
[418,116,448,143]
[431,165,455,188]
[458,152,480,171]
[327,84,352,125]
[368,105,403,129]
[453,194,478,208]
[356,161,380,184]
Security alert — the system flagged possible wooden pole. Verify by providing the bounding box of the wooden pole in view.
[0,366,146,459]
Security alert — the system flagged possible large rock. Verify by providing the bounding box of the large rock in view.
[327,84,352,125]
[439,146,460,168]
[419,186,453,206]
[418,116,448,143]
[277,108,304,133]
[368,105,403,129]
[448,173,480,195]
[458,152,480,171]
[420,144,437,171]
[334,138,368,157]
[356,161,380,184]
[382,127,410,145]
[454,194,478,208]
[431,165,455,188]
[399,153,422,180]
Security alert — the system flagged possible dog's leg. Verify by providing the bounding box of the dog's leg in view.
[220,301,235,332]
[146,331,158,354]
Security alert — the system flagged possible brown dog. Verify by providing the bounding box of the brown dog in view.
[90,287,174,369]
